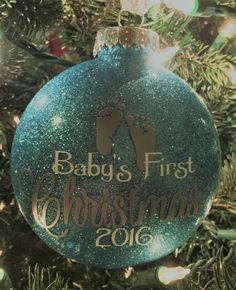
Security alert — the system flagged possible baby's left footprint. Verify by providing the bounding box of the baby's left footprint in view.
[96,107,124,155]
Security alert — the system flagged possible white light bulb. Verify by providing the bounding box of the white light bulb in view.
[13,115,20,124]
[221,20,236,38]
[227,66,236,85]
[120,0,161,16]
[0,201,6,211]
[124,267,134,278]
[163,0,199,15]
[158,266,190,285]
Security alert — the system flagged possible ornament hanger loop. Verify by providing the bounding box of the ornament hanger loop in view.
[118,10,145,27]
[119,0,160,27]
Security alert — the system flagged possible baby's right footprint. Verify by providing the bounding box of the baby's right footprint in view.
[127,115,155,171]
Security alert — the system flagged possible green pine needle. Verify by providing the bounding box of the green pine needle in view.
[0,0,63,36]
[25,265,69,290]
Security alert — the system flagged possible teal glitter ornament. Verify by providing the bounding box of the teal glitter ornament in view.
[11,27,221,269]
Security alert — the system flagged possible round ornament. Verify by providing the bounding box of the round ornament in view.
[11,27,221,268]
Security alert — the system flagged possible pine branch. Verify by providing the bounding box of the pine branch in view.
[4,29,75,68]
[25,265,69,290]
[171,40,235,88]
[0,57,54,111]
[61,0,120,56]
[62,0,142,58]
[0,36,26,86]
[0,112,16,197]
[214,154,236,207]
[0,0,63,36]
[219,0,236,8]
[209,94,236,158]
[146,9,235,89]
[0,2,235,290]
[145,7,191,41]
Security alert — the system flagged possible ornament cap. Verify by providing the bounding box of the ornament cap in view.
[93,26,159,57]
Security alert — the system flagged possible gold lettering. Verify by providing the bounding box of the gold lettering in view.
[175,162,188,179]
[160,161,165,177]
[90,196,109,227]
[166,162,176,175]
[116,165,132,182]
[101,164,113,182]
[64,176,89,226]
[95,227,154,247]
[32,173,68,237]
[112,196,127,226]
[111,228,129,247]
[187,157,195,173]
[128,189,138,225]
[96,228,111,248]
[138,195,168,225]
[53,151,74,175]
[87,152,100,176]
[74,164,86,176]
[144,152,162,180]
[166,192,186,220]
[185,189,200,217]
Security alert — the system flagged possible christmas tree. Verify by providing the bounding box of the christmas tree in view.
[0,0,236,289]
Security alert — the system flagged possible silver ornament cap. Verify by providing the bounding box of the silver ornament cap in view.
[93,26,160,57]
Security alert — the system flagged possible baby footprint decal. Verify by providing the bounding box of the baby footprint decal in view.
[127,115,155,171]
[96,107,123,155]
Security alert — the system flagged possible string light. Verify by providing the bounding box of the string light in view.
[163,0,199,15]
[120,0,236,19]
[13,115,20,125]
[163,0,236,18]
[120,0,199,16]
[120,0,161,16]
[0,201,6,211]
[0,269,4,282]
[124,267,134,278]
[127,264,191,287]
[210,20,236,51]
[220,20,236,38]
[158,266,190,285]
[227,66,236,85]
